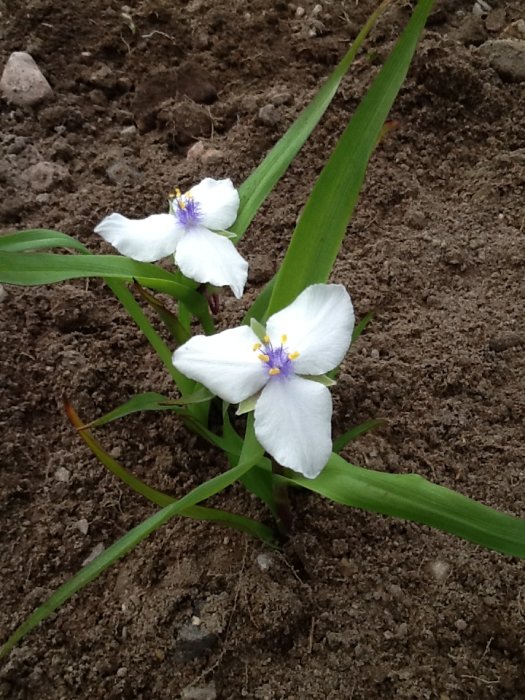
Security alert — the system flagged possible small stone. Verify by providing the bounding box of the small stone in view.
[455,619,468,631]
[116,667,127,678]
[106,160,142,186]
[0,52,53,107]
[428,559,450,581]
[503,19,525,40]
[477,39,525,82]
[472,0,491,17]
[258,103,280,126]
[0,285,7,303]
[181,682,217,700]
[397,622,409,636]
[186,141,206,160]
[485,7,506,32]
[25,161,71,193]
[312,4,322,15]
[452,15,487,45]
[176,623,218,661]
[74,518,89,535]
[82,542,105,566]
[201,148,223,164]
[295,6,305,17]
[54,467,70,483]
[88,64,117,90]
[256,553,272,571]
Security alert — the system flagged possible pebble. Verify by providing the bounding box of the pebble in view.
[82,542,105,566]
[258,103,280,126]
[472,0,491,17]
[119,124,137,142]
[0,52,53,107]
[54,467,70,483]
[74,518,89,535]
[477,39,525,82]
[186,141,206,160]
[295,6,305,17]
[484,7,506,32]
[201,148,223,164]
[176,623,218,661]
[181,682,217,700]
[256,553,273,571]
[25,161,71,193]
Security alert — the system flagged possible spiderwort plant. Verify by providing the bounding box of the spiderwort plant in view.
[4,0,525,664]
[95,178,248,299]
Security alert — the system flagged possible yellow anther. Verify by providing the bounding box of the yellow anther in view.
[253,342,261,351]
[263,335,270,344]
[288,351,300,360]
[268,368,281,376]
[258,353,270,363]
[281,334,287,343]
[175,188,182,198]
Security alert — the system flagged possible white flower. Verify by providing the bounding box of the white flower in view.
[94,178,248,299]
[172,284,355,478]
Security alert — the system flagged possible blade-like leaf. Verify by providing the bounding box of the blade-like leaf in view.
[81,389,212,429]
[285,453,525,559]
[133,281,191,345]
[265,0,435,316]
[352,312,374,343]
[66,401,276,542]
[333,418,384,453]
[0,229,89,253]
[0,441,265,660]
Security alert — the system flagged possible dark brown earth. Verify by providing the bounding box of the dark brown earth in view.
[1,0,525,698]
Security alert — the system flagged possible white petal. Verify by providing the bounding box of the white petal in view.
[266,284,354,375]
[189,178,240,231]
[175,226,248,298]
[254,376,332,479]
[95,213,182,262]
[172,326,267,404]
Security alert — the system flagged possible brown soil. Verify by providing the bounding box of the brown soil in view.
[1,0,525,698]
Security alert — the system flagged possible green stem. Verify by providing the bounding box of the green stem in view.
[272,462,293,536]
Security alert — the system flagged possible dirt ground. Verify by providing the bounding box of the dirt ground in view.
[1,0,525,697]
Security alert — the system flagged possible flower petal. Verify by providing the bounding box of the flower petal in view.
[95,213,182,262]
[175,226,248,298]
[172,326,267,404]
[266,284,354,375]
[189,178,240,231]
[254,376,332,479]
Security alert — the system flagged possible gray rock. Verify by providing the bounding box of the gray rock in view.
[0,52,53,106]
[54,467,70,483]
[74,518,89,535]
[25,161,71,193]
[181,682,217,700]
[477,39,525,82]
[186,141,206,160]
[176,622,218,661]
[258,103,280,126]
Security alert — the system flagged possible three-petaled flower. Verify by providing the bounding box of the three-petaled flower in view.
[95,178,248,298]
[172,284,355,478]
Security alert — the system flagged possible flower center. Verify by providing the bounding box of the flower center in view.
[253,334,300,379]
[169,188,201,229]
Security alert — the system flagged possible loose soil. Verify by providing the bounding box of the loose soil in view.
[1,0,525,698]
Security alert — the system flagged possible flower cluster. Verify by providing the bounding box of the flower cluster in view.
[95,179,355,478]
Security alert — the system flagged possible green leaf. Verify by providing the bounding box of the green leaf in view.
[285,453,525,559]
[78,389,212,429]
[352,311,374,343]
[0,444,264,660]
[232,0,393,241]
[66,401,276,543]
[265,0,435,316]
[132,281,192,345]
[0,229,89,253]
[333,418,384,453]
[0,251,215,335]
[250,318,267,342]
[301,374,336,387]
[236,393,259,415]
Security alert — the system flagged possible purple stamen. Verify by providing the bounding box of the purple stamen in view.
[260,339,296,379]
[172,194,201,229]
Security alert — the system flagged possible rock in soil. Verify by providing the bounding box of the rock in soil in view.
[0,52,53,106]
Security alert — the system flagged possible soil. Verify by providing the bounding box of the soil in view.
[1,0,525,698]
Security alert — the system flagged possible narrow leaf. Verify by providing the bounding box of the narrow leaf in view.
[333,418,384,453]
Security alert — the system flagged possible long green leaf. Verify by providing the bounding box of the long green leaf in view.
[333,418,384,454]
[0,229,89,253]
[265,0,435,316]
[66,401,275,543]
[285,453,525,559]
[0,445,264,660]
